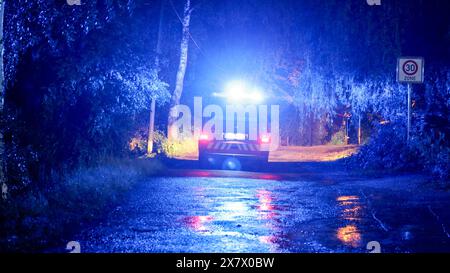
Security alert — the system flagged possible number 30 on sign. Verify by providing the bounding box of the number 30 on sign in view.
[397,57,424,83]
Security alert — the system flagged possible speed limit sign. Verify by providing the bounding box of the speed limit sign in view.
[397,57,424,83]
[397,57,424,143]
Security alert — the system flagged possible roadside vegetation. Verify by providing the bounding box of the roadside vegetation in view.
[346,69,449,184]
[0,159,164,252]
[347,122,449,184]
[153,131,198,159]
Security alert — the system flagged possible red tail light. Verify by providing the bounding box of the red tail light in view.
[259,134,271,144]
[199,133,210,141]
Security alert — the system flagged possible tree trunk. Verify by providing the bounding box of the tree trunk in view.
[168,0,191,133]
[308,108,313,146]
[147,0,165,155]
[0,0,7,199]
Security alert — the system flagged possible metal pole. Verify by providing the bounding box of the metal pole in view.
[358,115,361,145]
[147,99,156,155]
[344,116,349,145]
[407,83,411,142]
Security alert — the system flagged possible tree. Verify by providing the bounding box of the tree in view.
[0,0,5,199]
[0,0,170,191]
[168,0,192,136]
[148,0,166,155]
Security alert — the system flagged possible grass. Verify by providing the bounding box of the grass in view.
[0,158,165,252]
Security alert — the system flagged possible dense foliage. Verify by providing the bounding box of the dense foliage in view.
[3,0,169,193]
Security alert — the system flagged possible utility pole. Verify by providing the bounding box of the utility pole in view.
[358,114,362,145]
[147,0,165,155]
[147,99,156,155]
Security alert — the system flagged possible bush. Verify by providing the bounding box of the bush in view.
[412,131,450,182]
[347,122,449,183]
[153,131,197,158]
[0,159,164,252]
[431,147,450,182]
[346,123,420,172]
[329,127,347,145]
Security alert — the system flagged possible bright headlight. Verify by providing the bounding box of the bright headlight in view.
[251,89,264,103]
[224,81,265,103]
[225,80,246,102]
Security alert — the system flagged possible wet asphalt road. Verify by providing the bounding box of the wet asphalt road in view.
[77,162,450,253]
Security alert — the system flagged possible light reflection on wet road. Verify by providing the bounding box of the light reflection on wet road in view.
[78,170,450,253]
[336,195,363,247]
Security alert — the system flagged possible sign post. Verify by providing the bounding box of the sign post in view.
[407,84,411,142]
[397,57,424,142]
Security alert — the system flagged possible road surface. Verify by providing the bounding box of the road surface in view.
[172,144,358,162]
[75,161,450,253]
